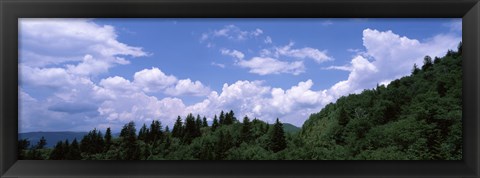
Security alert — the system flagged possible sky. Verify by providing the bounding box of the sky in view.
[18,18,462,133]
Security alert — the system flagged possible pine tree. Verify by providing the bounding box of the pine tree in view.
[66,138,82,160]
[138,123,148,141]
[219,111,225,125]
[148,120,163,144]
[269,118,287,153]
[212,115,219,132]
[120,121,140,160]
[184,113,197,143]
[18,139,30,159]
[240,116,253,143]
[49,141,65,160]
[35,136,47,149]
[202,116,208,127]
[172,116,184,138]
[412,63,420,75]
[195,114,202,135]
[105,127,112,151]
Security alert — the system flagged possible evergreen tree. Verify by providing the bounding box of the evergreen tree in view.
[412,63,420,75]
[105,127,112,151]
[195,114,202,134]
[184,113,198,143]
[172,116,184,138]
[240,116,253,143]
[212,115,219,132]
[219,111,225,125]
[49,141,65,160]
[269,118,287,153]
[120,121,140,160]
[148,120,163,144]
[17,139,30,159]
[202,116,208,127]
[165,126,170,133]
[34,136,47,149]
[138,123,148,141]
[66,138,82,160]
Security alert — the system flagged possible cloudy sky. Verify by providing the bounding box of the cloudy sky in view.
[18,18,462,133]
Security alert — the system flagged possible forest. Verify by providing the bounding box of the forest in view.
[18,43,462,160]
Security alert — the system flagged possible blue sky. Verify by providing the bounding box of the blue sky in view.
[19,18,461,133]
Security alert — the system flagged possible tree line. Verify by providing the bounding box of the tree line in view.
[18,110,288,160]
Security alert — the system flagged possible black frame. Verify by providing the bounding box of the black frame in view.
[1,0,479,177]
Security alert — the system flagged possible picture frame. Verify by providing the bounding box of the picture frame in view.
[1,0,479,177]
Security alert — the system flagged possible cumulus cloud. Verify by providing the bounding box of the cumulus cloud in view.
[165,79,211,96]
[181,80,332,125]
[237,57,305,75]
[133,67,178,93]
[19,18,147,70]
[326,28,460,98]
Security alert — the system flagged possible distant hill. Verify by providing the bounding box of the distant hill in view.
[19,131,87,148]
[282,123,301,133]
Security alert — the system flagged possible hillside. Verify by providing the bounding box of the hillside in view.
[282,123,301,133]
[300,44,462,160]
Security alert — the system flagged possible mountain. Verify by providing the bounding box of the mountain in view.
[282,123,301,133]
[19,131,88,148]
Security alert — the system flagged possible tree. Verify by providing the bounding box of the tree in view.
[120,121,140,160]
[33,136,47,150]
[138,123,148,141]
[219,111,225,125]
[49,141,65,160]
[66,138,82,160]
[18,139,30,159]
[195,114,202,134]
[212,115,219,132]
[172,116,184,138]
[148,120,163,144]
[240,116,253,143]
[202,116,208,127]
[422,55,433,70]
[105,127,112,150]
[269,118,287,153]
[184,113,198,143]
[412,63,420,75]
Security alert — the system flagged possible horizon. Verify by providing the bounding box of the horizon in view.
[19,18,461,133]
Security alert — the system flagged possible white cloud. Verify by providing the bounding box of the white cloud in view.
[20,18,147,70]
[445,19,462,32]
[326,28,460,98]
[66,55,111,76]
[264,36,273,44]
[165,79,211,96]
[220,49,245,60]
[201,25,264,42]
[133,67,178,93]
[237,57,305,75]
[275,42,333,63]
[181,79,332,126]
[98,93,186,126]
[211,62,226,68]
[323,65,352,71]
